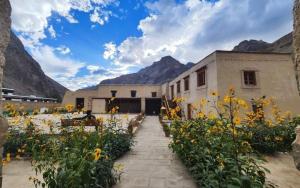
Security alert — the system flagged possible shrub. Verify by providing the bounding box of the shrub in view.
[4,114,133,188]
[162,123,170,137]
[242,121,297,154]
[170,119,267,187]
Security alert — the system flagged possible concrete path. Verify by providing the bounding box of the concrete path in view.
[113,116,197,188]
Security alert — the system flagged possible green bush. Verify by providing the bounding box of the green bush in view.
[162,123,170,137]
[170,119,267,188]
[102,128,133,160]
[4,119,133,188]
[242,121,297,154]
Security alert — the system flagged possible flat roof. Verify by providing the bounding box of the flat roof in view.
[2,94,57,101]
[215,50,291,55]
[98,84,162,86]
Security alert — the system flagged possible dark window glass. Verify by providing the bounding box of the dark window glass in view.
[184,76,189,91]
[152,92,157,98]
[111,90,117,97]
[244,71,256,86]
[176,81,181,93]
[131,90,137,97]
[197,67,206,87]
[170,85,174,99]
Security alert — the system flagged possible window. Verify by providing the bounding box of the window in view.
[197,67,206,87]
[152,92,157,98]
[170,85,174,99]
[176,81,181,93]
[76,98,84,109]
[244,71,256,86]
[184,76,190,91]
[111,90,117,97]
[131,90,137,97]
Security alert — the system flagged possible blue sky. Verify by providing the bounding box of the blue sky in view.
[10,0,293,90]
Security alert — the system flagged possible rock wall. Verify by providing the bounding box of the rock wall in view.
[293,0,300,171]
[0,0,11,187]
[294,0,300,95]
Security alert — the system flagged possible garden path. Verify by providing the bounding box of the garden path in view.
[113,116,197,188]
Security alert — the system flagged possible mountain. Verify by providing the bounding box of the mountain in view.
[3,32,68,101]
[233,32,292,53]
[99,56,194,85]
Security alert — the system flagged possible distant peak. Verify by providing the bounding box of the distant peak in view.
[160,55,175,61]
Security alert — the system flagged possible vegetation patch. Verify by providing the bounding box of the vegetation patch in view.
[169,88,298,187]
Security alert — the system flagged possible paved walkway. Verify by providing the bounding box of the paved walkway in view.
[113,116,197,188]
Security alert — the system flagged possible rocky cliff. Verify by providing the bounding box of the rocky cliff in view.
[3,32,68,101]
[100,56,194,85]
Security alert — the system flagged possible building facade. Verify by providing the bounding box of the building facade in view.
[164,51,300,118]
[62,84,162,115]
[62,51,300,117]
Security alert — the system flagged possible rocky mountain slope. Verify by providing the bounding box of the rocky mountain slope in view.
[233,32,292,53]
[3,32,68,101]
[99,56,194,85]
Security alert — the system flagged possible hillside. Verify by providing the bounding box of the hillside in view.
[99,56,194,85]
[233,32,292,53]
[3,32,68,101]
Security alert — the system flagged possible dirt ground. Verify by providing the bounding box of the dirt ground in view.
[263,153,300,188]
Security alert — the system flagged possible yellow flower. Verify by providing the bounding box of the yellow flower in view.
[197,112,205,119]
[200,98,207,106]
[175,106,181,112]
[65,104,74,113]
[208,113,216,120]
[223,95,230,103]
[6,153,11,162]
[233,117,241,125]
[216,120,223,126]
[275,136,283,141]
[210,91,218,97]
[94,148,101,161]
[237,99,248,109]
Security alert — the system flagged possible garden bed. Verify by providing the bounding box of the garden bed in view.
[3,112,137,187]
[168,89,299,187]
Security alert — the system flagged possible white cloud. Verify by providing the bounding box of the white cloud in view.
[31,45,85,79]
[87,65,101,73]
[57,73,116,91]
[56,45,71,55]
[10,0,119,44]
[106,0,293,67]
[103,42,117,59]
[90,7,112,25]
[58,65,128,90]
[48,25,56,38]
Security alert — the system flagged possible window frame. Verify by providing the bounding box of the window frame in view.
[151,92,157,98]
[196,66,206,87]
[111,90,117,97]
[184,76,190,91]
[176,81,181,93]
[243,71,256,86]
[131,90,137,98]
[241,69,260,89]
[170,85,174,99]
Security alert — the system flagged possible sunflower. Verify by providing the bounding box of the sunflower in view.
[210,91,218,97]
[94,148,102,161]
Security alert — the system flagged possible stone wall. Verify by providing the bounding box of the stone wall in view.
[0,0,11,187]
[1,101,61,112]
[294,0,300,95]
